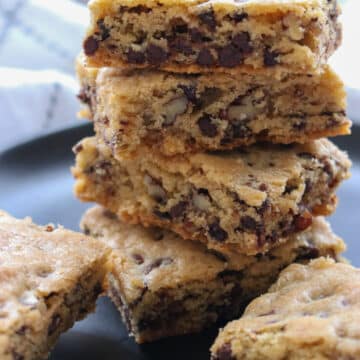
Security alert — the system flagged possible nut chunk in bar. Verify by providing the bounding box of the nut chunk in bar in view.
[211,258,360,360]
[83,0,342,73]
[0,210,109,360]
[77,59,350,157]
[81,206,345,343]
[73,137,350,256]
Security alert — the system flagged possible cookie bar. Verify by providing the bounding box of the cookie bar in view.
[0,210,109,360]
[73,137,350,256]
[211,258,360,360]
[77,60,350,157]
[81,206,345,343]
[83,0,341,74]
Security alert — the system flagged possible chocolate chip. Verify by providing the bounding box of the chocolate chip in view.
[83,226,91,236]
[294,212,313,231]
[198,115,218,137]
[45,225,54,232]
[209,220,228,242]
[16,326,27,335]
[214,343,235,360]
[219,269,243,279]
[196,48,215,66]
[293,120,306,130]
[283,181,298,195]
[207,249,228,262]
[48,314,61,336]
[257,198,270,216]
[12,352,24,360]
[102,209,118,220]
[144,257,173,274]
[83,36,99,56]
[153,210,171,220]
[97,19,110,40]
[134,30,147,45]
[126,48,146,64]
[103,116,110,126]
[232,32,253,54]
[231,12,248,23]
[94,282,102,297]
[190,28,210,43]
[257,231,267,248]
[73,143,83,154]
[178,84,199,106]
[321,158,334,179]
[264,47,279,67]
[77,86,91,105]
[169,38,194,55]
[296,246,320,261]
[199,87,223,108]
[240,216,258,231]
[198,188,210,196]
[153,30,166,40]
[305,179,313,194]
[130,287,148,307]
[120,5,151,14]
[297,152,315,160]
[171,18,188,33]
[144,174,167,204]
[259,183,268,192]
[132,253,145,265]
[232,123,250,139]
[169,201,187,218]
[217,45,243,67]
[146,44,168,65]
[198,9,217,30]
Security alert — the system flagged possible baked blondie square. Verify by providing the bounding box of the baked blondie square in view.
[73,137,350,256]
[211,258,360,360]
[81,206,345,343]
[77,59,350,157]
[83,0,341,74]
[0,210,110,360]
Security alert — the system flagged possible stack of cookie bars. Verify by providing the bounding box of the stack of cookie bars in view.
[73,0,351,345]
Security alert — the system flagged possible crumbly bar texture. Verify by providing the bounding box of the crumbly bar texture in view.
[0,210,109,360]
[211,258,360,360]
[83,0,341,74]
[73,137,350,256]
[81,206,345,343]
[77,60,350,157]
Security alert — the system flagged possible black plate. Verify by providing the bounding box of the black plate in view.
[0,124,359,359]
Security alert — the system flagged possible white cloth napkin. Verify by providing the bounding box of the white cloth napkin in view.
[0,0,88,152]
[0,0,359,152]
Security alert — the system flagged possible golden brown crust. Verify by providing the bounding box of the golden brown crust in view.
[211,258,360,360]
[0,210,110,360]
[84,0,341,73]
[77,56,351,157]
[82,206,345,343]
[73,137,351,256]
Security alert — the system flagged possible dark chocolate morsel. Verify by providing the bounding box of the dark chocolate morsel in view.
[126,48,146,64]
[169,201,187,218]
[196,48,215,66]
[209,221,228,242]
[198,115,218,137]
[83,36,99,56]
[146,44,168,65]
[198,9,217,30]
[264,47,279,67]
[48,314,61,336]
[217,45,243,68]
